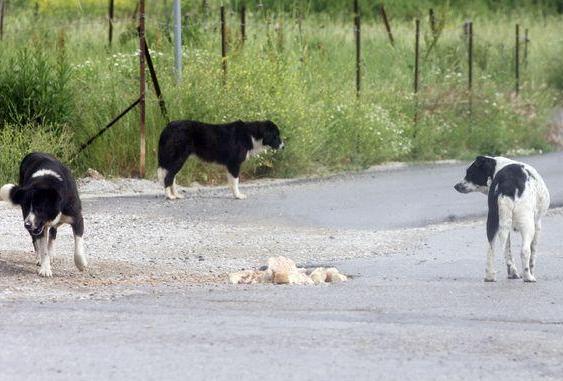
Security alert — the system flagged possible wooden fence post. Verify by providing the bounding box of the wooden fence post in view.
[108,0,114,46]
[524,28,529,67]
[354,0,361,98]
[0,0,5,40]
[414,19,420,125]
[468,21,473,114]
[515,23,520,95]
[139,0,146,177]
[379,5,394,46]
[240,5,246,45]
[220,5,227,85]
[468,21,473,91]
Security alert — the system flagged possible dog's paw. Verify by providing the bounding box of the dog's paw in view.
[522,272,536,283]
[166,195,177,201]
[38,267,52,277]
[507,266,521,279]
[234,193,247,200]
[484,272,496,282]
[508,272,522,280]
[74,255,88,272]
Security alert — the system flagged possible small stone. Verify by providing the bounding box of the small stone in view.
[309,267,328,284]
[326,268,347,283]
[267,256,297,273]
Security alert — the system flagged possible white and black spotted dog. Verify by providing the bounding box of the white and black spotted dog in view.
[455,156,550,282]
[0,152,87,277]
[157,120,284,200]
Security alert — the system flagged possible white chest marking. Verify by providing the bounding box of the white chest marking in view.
[248,138,266,158]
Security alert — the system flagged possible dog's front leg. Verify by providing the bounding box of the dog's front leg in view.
[72,217,88,272]
[32,237,40,266]
[37,229,52,277]
[226,164,246,200]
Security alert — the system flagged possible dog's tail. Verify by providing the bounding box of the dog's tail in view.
[486,185,500,243]
[157,167,168,186]
[0,184,17,207]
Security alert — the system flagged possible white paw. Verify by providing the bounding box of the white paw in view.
[38,267,52,277]
[166,194,177,200]
[74,255,88,272]
[484,272,496,282]
[235,193,247,200]
[523,272,536,283]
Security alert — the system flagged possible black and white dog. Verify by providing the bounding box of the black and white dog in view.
[0,152,87,277]
[157,120,284,200]
[455,156,550,282]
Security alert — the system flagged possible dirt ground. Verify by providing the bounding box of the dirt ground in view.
[0,175,428,301]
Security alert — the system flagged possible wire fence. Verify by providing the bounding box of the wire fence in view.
[0,0,535,174]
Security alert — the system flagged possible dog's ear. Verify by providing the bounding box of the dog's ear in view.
[474,156,488,167]
[0,184,25,206]
[474,156,496,177]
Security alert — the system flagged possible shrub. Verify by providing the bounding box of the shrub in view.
[0,46,73,128]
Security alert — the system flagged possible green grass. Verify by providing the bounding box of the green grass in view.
[0,2,561,185]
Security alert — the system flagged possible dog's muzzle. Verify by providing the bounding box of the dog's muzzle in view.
[454,182,471,193]
[25,223,45,236]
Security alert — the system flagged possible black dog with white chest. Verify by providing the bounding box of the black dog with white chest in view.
[157,120,284,200]
[0,152,87,277]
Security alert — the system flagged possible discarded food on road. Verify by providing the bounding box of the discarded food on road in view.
[229,256,348,285]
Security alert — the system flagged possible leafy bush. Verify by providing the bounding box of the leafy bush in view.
[0,124,74,184]
[0,46,73,128]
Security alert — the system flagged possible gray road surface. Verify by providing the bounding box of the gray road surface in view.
[87,152,563,230]
[1,153,563,380]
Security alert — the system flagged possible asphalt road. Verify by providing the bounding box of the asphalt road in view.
[1,153,563,380]
[88,152,563,230]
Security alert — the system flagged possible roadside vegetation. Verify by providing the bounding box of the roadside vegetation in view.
[0,0,561,185]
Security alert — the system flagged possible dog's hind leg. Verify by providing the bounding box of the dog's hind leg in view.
[504,234,521,279]
[530,220,541,276]
[520,218,536,282]
[162,157,189,200]
[72,216,88,272]
[485,227,508,282]
[226,163,246,199]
